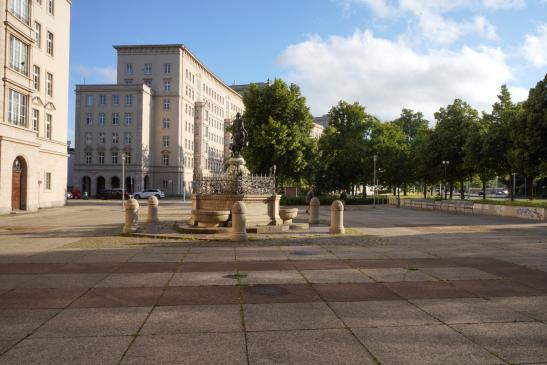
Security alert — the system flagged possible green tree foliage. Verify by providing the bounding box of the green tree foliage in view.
[316,101,379,192]
[372,122,409,196]
[433,99,481,199]
[242,79,315,186]
[463,116,496,198]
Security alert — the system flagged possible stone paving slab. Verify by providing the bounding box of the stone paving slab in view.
[492,295,547,320]
[128,253,185,262]
[411,297,532,324]
[70,287,163,308]
[243,302,343,331]
[247,329,376,365]
[384,281,477,299]
[21,273,107,288]
[31,307,150,337]
[240,270,306,285]
[120,333,247,365]
[159,286,241,306]
[170,271,239,286]
[140,304,242,334]
[353,324,503,365]
[452,279,546,297]
[0,263,64,274]
[420,267,501,281]
[291,259,352,270]
[0,309,59,339]
[96,273,172,287]
[56,262,121,274]
[301,269,373,283]
[453,322,547,364]
[180,261,237,272]
[313,282,400,302]
[0,288,87,309]
[242,284,321,304]
[361,268,438,282]
[114,262,179,273]
[0,274,37,289]
[330,300,440,327]
[0,336,132,365]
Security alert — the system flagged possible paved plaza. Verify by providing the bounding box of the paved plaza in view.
[0,200,546,364]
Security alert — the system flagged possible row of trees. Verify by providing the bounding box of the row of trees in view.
[241,74,547,200]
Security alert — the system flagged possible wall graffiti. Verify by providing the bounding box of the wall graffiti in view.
[516,207,544,220]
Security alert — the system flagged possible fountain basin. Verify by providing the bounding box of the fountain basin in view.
[279,208,298,225]
[192,209,230,227]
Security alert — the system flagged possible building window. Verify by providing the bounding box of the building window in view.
[164,63,171,74]
[10,0,29,22]
[124,79,133,85]
[48,0,54,14]
[162,136,169,148]
[85,152,92,164]
[125,95,132,105]
[45,113,52,138]
[98,132,105,144]
[163,118,170,129]
[86,95,93,106]
[46,31,54,56]
[9,35,29,75]
[162,153,169,166]
[144,63,152,75]
[163,99,170,111]
[33,65,40,90]
[162,180,168,189]
[144,79,152,87]
[45,172,52,190]
[8,89,27,127]
[112,132,119,144]
[85,113,93,125]
[164,80,171,92]
[124,132,132,145]
[125,63,133,75]
[32,109,39,131]
[125,152,131,164]
[111,151,118,164]
[112,113,119,125]
[85,132,92,144]
[34,22,42,47]
[98,113,105,125]
[112,95,119,105]
[98,152,105,165]
[46,73,53,97]
[99,95,106,105]
[124,113,132,125]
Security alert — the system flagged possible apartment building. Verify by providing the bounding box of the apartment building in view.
[74,44,244,196]
[0,0,71,214]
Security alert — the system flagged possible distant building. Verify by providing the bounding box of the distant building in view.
[74,44,244,196]
[230,82,269,96]
[67,143,75,189]
[0,0,71,213]
[314,115,329,128]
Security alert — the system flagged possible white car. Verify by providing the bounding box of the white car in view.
[132,189,165,199]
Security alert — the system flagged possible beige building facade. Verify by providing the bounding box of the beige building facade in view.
[74,44,244,196]
[0,0,71,214]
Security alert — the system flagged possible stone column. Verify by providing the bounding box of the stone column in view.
[329,200,345,234]
[123,198,139,233]
[147,196,159,223]
[231,201,248,241]
[309,197,320,225]
[193,101,207,181]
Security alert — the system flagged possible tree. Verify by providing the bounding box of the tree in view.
[433,99,481,199]
[372,122,408,198]
[463,116,496,199]
[414,128,440,197]
[242,79,315,187]
[317,101,379,193]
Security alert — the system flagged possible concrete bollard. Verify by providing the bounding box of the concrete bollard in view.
[147,196,159,223]
[329,200,345,234]
[123,198,139,233]
[309,197,320,225]
[231,201,248,241]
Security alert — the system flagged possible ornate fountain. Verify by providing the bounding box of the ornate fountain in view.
[189,114,281,227]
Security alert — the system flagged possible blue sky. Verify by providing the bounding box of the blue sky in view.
[68,0,547,143]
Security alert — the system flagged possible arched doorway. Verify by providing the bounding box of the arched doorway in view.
[144,175,150,190]
[111,176,120,189]
[11,157,27,210]
[96,176,106,193]
[125,176,134,193]
[82,176,91,196]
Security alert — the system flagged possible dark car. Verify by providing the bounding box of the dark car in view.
[96,189,130,200]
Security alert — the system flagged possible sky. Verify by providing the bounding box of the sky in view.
[68,0,547,143]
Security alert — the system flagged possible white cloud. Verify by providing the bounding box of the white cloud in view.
[279,30,514,121]
[73,65,117,83]
[482,0,525,9]
[521,24,547,67]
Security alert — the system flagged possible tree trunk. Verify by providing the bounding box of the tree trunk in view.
[449,182,453,199]
[460,178,465,200]
[482,180,486,200]
[423,183,427,199]
[363,183,367,198]
[527,176,534,200]
[403,183,407,196]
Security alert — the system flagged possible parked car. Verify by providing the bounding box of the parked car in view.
[132,189,165,199]
[96,189,130,200]
[71,190,82,199]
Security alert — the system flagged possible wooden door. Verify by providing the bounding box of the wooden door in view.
[12,170,21,210]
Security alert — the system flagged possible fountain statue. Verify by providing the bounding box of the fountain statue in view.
[189,113,281,228]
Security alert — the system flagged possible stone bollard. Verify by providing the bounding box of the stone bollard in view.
[231,201,248,241]
[123,198,139,233]
[329,200,345,234]
[147,196,159,223]
[309,197,320,225]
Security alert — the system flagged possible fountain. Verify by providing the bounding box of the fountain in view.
[188,113,282,228]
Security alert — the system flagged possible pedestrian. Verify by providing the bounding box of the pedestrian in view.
[305,185,316,214]
[340,189,347,205]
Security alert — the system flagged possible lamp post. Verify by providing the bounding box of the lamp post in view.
[442,160,450,199]
[373,155,377,207]
[122,153,126,209]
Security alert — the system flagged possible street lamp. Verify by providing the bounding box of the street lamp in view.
[442,160,450,199]
[122,153,126,209]
[373,155,377,207]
